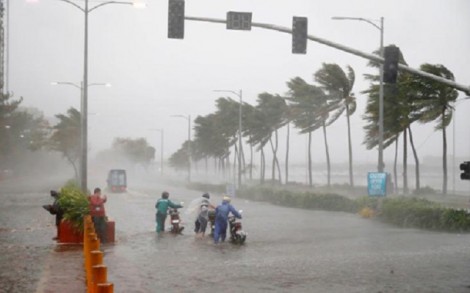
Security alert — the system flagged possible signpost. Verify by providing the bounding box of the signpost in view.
[367,172,388,197]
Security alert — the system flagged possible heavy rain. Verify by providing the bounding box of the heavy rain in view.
[1,0,470,292]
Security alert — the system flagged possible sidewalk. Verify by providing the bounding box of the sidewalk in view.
[35,245,86,293]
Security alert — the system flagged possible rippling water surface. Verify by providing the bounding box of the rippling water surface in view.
[103,187,470,293]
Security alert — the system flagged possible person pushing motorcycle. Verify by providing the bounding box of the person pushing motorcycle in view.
[213,196,241,244]
[194,193,216,238]
[155,191,183,234]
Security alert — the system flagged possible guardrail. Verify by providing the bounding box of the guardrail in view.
[83,215,114,293]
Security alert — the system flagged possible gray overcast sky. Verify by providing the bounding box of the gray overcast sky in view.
[9,0,470,167]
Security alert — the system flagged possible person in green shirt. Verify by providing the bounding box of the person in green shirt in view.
[155,191,183,233]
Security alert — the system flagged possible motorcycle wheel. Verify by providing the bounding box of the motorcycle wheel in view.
[234,232,246,245]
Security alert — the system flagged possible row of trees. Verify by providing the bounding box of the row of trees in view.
[1,48,459,194]
[0,91,155,181]
[169,63,356,187]
[169,49,459,194]
[0,93,50,175]
[363,53,458,195]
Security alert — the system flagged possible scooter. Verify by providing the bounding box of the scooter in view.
[168,207,184,234]
[228,210,246,245]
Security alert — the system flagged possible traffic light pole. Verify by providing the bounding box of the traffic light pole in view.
[184,16,470,95]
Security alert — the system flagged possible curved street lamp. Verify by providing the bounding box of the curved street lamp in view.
[49,0,144,192]
[332,16,385,173]
[213,89,243,188]
[51,81,111,185]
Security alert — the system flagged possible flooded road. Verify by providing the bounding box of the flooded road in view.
[103,185,470,293]
[0,180,85,293]
[1,178,470,292]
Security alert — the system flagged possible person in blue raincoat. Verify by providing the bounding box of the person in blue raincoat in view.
[213,195,241,244]
[155,191,183,233]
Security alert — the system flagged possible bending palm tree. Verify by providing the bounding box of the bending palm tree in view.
[409,64,458,195]
[314,63,356,186]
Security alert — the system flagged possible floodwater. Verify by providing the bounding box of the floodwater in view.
[104,185,470,293]
[0,181,85,293]
[1,179,470,292]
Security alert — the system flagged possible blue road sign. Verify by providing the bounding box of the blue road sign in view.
[367,172,387,197]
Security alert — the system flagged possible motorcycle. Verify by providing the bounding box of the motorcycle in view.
[208,210,216,236]
[168,207,185,234]
[228,210,246,245]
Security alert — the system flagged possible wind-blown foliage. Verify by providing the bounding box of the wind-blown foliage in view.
[254,92,288,183]
[408,64,458,194]
[169,140,190,170]
[49,107,81,181]
[112,137,155,169]
[58,181,89,231]
[286,77,326,187]
[314,63,356,186]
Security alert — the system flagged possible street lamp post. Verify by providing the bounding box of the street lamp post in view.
[332,16,385,173]
[53,0,143,192]
[51,81,110,185]
[150,128,164,176]
[172,115,191,183]
[214,89,243,188]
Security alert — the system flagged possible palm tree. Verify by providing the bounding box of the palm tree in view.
[362,80,406,192]
[363,76,415,194]
[213,97,244,180]
[314,63,356,186]
[286,77,326,187]
[192,113,231,178]
[409,64,458,195]
[255,93,288,183]
[243,103,272,184]
[362,49,424,194]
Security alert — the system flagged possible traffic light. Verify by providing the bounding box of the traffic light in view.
[383,45,400,83]
[460,161,470,180]
[227,12,252,30]
[292,16,307,54]
[168,0,185,39]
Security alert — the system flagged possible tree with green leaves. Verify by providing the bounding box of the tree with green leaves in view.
[255,92,288,183]
[112,137,155,170]
[243,102,271,184]
[193,113,231,176]
[49,107,81,181]
[362,49,421,194]
[408,64,458,195]
[314,63,356,186]
[213,97,244,180]
[169,140,190,171]
[286,77,326,187]
[0,93,23,169]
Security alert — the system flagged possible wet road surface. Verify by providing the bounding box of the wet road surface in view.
[1,178,470,293]
[0,180,85,293]
[103,185,470,293]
